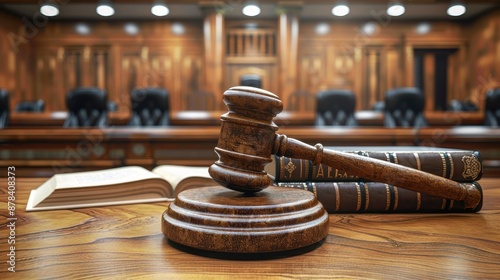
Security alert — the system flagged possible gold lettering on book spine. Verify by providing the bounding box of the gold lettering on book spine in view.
[393,187,399,211]
[440,153,447,178]
[385,184,390,211]
[416,192,421,211]
[355,183,361,212]
[462,155,481,179]
[441,199,446,210]
[364,185,370,211]
[413,152,421,170]
[447,152,454,179]
[334,183,340,212]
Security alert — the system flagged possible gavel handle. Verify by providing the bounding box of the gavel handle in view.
[273,135,481,209]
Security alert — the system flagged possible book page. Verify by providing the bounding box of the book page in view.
[152,165,211,190]
[54,166,163,189]
[26,166,171,211]
[26,176,57,210]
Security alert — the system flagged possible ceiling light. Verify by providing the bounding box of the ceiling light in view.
[171,23,185,35]
[124,23,139,35]
[242,2,261,17]
[151,0,169,17]
[387,1,405,17]
[97,0,115,17]
[75,23,91,35]
[315,23,330,35]
[416,22,431,34]
[40,2,59,17]
[362,22,378,36]
[447,2,466,17]
[331,1,350,17]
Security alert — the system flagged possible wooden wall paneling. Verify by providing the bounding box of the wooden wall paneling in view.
[81,46,92,86]
[447,50,456,104]
[147,48,173,91]
[379,47,388,105]
[0,10,27,107]
[110,45,123,112]
[277,9,300,109]
[467,9,500,111]
[203,9,225,110]
[181,54,206,110]
[63,47,82,92]
[298,52,324,95]
[92,47,109,91]
[423,53,435,111]
[353,46,363,110]
[120,48,141,110]
[386,47,401,93]
[364,47,381,110]
[327,45,356,90]
[403,43,415,87]
[35,47,64,111]
[457,45,468,103]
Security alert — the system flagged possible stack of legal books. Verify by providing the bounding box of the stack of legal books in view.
[266,147,483,213]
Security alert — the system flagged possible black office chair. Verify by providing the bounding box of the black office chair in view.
[315,89,357,126]
[448,99,478,112]
[485,88,500,128]
[15,100,45,112]
[0,89,9,128]
[129,87,170,126]
[240,74,262,88]
[107,101,118,112]
[63,87,108,127]
[384,87,428,128]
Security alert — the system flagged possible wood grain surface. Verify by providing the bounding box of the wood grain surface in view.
[1,177,499,279]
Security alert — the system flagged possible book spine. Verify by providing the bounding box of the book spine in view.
[274,150,482,182]
[276,181,483,213]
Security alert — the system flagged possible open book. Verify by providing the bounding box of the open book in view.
[26,165,215,211]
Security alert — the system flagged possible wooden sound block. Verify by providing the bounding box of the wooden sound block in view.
[162,185,329,254]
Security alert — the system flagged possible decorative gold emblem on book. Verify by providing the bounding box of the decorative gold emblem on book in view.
[462,155,481,179]
[285,160,296,176]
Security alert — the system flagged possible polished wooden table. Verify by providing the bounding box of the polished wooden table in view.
[1,177,499,279]
[9,110,485,127]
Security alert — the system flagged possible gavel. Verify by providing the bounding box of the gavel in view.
[209,86,481,209]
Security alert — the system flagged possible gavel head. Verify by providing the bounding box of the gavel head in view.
[209,86,283,193]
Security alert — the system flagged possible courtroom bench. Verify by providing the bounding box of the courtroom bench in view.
[0,126,498,177]
[8,110,486,127]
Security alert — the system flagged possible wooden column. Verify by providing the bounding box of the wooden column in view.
[200,2,225,110]
[277,2,302,109]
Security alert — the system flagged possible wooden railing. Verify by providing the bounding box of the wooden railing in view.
[226,28,276,57]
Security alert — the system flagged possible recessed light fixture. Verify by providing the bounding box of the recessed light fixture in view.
[124,23,139,35]
[362,22,378,36]
[387,1,405,17]
[40,1,59,17]
[315,23,330,35]
[75,23,91,35]
[151,0,169,17]
[97,0,115,17]
[242,2,261,17]
[416,22,431,34]
[331,1,350,17]
[171,23,185,35]
[447,1,466,17]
